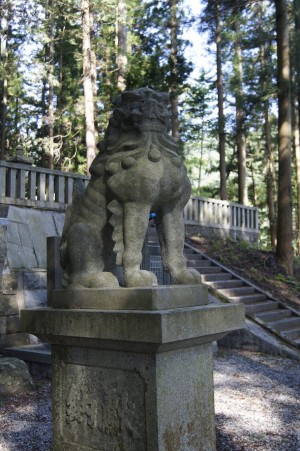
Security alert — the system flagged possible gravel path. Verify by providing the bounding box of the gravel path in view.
[0,350,299,451]
[214,351,300,450]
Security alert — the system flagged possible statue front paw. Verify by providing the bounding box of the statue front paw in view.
[68,271,119,289]
[172,268,202,285]
[124,270,158,288]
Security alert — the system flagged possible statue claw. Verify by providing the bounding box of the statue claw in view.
[124,270,158,288]
[68,272,119,289]
[172,269,202,285]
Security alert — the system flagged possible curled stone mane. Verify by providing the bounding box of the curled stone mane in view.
[90,87,179,178]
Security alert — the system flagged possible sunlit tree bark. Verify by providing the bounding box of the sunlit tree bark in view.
[294,0,300,254]
[233,11,248,205]
[216,0,228,200]
[48,0,55,169]
[116,0,127,92]
[82,0,97,174]
[0,1,11,160]
[275,0,293,275]
[169,0,179,143]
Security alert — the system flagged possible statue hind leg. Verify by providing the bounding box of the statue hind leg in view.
[66,222,119,288]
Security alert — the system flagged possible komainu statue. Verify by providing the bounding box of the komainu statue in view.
[60,87,202,288]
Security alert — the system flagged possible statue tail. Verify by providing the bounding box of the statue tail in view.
[107,199,124,265]
[60,178,86,270]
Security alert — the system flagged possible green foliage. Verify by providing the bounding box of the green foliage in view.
[0,0,298,265]
[126,0,193,92]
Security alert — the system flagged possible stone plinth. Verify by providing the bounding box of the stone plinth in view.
[21,285,244,451]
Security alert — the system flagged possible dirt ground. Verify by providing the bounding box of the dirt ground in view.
[0,350,299,451]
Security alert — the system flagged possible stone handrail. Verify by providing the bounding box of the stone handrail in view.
[0,160,259,235]
[184,196,259,233]
[0,160,89,210]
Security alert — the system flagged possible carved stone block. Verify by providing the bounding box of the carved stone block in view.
[21,285,245,450]
[60,88,202,290]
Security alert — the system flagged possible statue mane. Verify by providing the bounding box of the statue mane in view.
[90,88,179,178]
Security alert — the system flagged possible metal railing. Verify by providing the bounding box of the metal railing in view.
[0,160,259,235]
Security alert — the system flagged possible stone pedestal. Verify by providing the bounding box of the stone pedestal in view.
[21,285,244,451]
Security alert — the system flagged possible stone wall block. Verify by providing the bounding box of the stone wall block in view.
[7,243,25,268]
[2,273,18,294]
[23,271,47,290]
[7,221,21,245]
[52,212,65,236]
[24,290,47,308]
[0,333,30,348]
[18,223,33,247]
[6,315,20,334]
[0,295,19,315]
[0,225,8,268]
[0,316,6,336]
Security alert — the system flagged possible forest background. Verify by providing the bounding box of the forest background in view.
[0,0,299,275]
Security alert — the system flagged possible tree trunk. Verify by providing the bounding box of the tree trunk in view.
[0,2,11,160]
[41,76,47,167]
[264,101,277,249]
[81,0,97,174]
[294,0,300,254]
[216,0,228,200]
[293,93,300,255]
[275,0,293,275]
[48,0,55,169]
[116,0,127,92]
[233,13,248,205]
[198,125,204,195]
[259,36,277,249]
[169,0,179,144]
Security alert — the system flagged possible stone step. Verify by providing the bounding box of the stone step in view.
[269,317,300,332]
[245,300,279,314]
[281,328,300,340]
[2,344,51,363]
[196,266,223,274]
[187,259,211,267]
[229,294,267,304]
[183,248,194,254]
[185,254,204,260]
[218,286,255,297]
[201,273,233,282]
[2,344,51,378]
[206,280,244,290]
[254,309,292,322]
[183,243,300,352]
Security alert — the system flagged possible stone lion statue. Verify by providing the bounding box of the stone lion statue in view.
[60,87,202,288]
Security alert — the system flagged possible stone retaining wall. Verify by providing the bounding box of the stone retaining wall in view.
[0,205,65,349]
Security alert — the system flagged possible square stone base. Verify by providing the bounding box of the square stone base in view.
[52,342,215,451]
[21,285,244,451]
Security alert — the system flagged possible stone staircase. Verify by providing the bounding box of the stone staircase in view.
[184,243,300,351]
